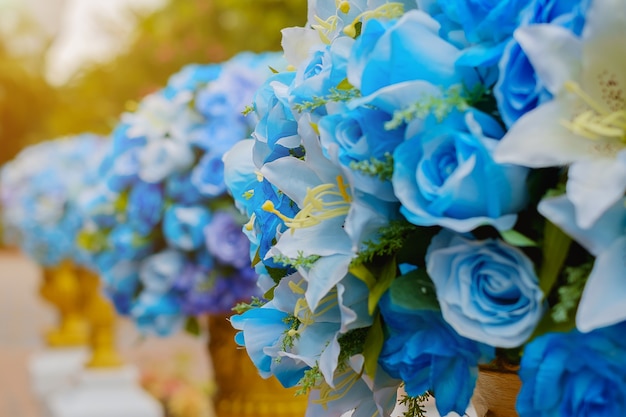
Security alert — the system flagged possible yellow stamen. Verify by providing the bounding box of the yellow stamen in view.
[244,213,256,231]
[338,1,350,14]
[561,81,626,143]
[343,3,404,37]
[312,369,360,408]
[262,176,352,232]
[312,15,339,44]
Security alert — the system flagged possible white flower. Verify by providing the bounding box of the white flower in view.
[495,0,626,229]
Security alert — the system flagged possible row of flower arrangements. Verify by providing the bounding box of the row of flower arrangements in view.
[1,52,281,336]
[223,0,626,416]
[2,0,625,416]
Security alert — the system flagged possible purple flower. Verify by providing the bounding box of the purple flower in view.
[204,211,250,269]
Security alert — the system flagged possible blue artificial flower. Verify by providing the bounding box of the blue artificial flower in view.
[318,106,404,201]
[494,0,590,127]
[426,229,546,348]
[392,109,528,232]
[137,137,195,183]
[348,10,480,97]
[379,291,494,416]
[232,272,372,388]
[126,181,164,236]
[163,205,212,251]
[425,0,528,69]
[163,63,221,99]
[139,249,187,294]
[104,147,142,192]
[251,71,300,165]
[290,36,353,114]
[164,172,204,205]
[0,134,108,267]
[131,292,184,337]
[178,266,259,315]
[190,151,227,197]
[108,223,155,261]
[518,322,626,416]
[99,258,141,315]
[204,210,250,269]
[191,117,248,154]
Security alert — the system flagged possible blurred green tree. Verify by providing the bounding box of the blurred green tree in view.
[0,40,57,165]
[45,0,306,137]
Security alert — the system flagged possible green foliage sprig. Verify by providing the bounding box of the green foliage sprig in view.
[293,86,362,113]
[399,391,432,417]
[552,262,593,323]
[349,152,394,181]
[384,84,488,130]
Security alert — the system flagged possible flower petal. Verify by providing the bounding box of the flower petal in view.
[514,24,582,95]
[576,236,626,332]
[495,98,592,167]
[566,154,626,228]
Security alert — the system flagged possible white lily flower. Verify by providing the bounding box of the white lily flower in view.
[495,0,626,228]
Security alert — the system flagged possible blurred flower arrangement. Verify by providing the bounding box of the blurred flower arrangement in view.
[226,0,626,416]
[76,52,284,336]
[140,352,215,417]
[0,134,108,268]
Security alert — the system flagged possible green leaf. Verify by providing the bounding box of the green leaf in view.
[184,316,201,336]
[363,314,383,379]
[500,229,538,247]
[539,220,572,296]
[266,266,288,284]
[390,269,440,312]
[350,259,397,315]
[367,258,397,316]
[349,263,377,289]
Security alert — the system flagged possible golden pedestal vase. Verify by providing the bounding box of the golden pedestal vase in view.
[40,260,90,347]
[207,315,308,417]
[40,261,124,369]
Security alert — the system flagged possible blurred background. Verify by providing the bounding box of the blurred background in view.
[0,0,306,167]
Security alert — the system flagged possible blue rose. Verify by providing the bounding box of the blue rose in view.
[348,10,480,96]
[290,36,352,112]
[126,181,164,235]
[425,0,528,68]
[379,292,494,416]
[494,0,589,127]
[139,249,187,294]
[319,106,404,201]
[252,71,300,165]
[494,41,552,128]
[426,230,545,348]
[131,292,184,337]
[163,205,212,251]
[518,323,626,416]
[393,110,528,232]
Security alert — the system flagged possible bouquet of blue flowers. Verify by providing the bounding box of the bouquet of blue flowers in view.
[0,134,108,267]
[77,52,284,336]
[225,1,626,416]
